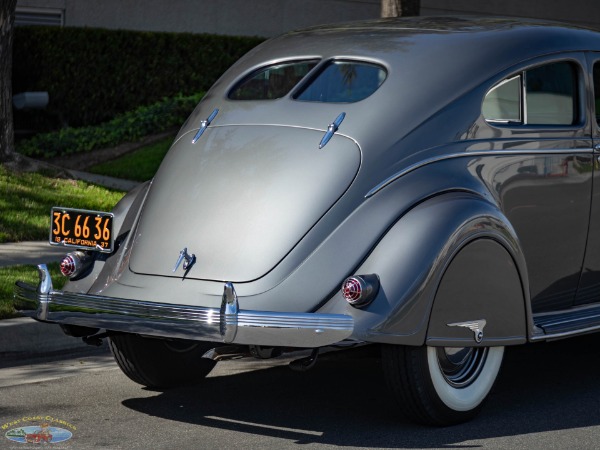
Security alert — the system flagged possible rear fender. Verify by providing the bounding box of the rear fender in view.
[426,238,527,347]
[340,191,530,346]
[63,181,151,294]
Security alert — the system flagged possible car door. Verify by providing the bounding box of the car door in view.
[480,54,594,313]
[575,54,600,305]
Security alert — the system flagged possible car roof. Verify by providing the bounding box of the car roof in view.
[201,16,600,148]
[252,16,600,65]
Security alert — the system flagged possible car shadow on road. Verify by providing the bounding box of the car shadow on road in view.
[121,336,600,448]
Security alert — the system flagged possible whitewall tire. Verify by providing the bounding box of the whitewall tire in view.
[381,344,504,426]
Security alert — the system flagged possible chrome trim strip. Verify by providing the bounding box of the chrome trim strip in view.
[365,148,594,198]
[530,324,600,342]
[14,265,354,348]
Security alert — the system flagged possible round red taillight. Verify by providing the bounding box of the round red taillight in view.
[342,278,362,303]
[60,254,77,277]
[341,274,380,308]
[59,251,93,278]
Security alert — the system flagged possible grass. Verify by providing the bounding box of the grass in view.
[0,135,171,318]
[0,165,125,318]
[0,165,125,243]
[87,136,173,182]
[0,263,66,319]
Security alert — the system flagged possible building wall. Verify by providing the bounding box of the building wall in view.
[16,0,600,36]
[421,0,600,30]
[16,0,381,37]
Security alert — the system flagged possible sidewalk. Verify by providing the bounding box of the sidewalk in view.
[0,241,67,267]
[0,241,98,358]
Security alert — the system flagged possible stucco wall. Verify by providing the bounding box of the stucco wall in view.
[17,0,600,36]
[421,0,600,30]
[17,0,381,37]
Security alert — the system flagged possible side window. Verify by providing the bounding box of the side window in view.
[526,62,577,125]
[482,75,521,123]
[483,61,579,126]
[594,62,600,126]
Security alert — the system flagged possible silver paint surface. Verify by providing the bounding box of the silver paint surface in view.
[16,16,600,347]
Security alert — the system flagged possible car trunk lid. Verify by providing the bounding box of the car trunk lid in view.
[128,125,360,282]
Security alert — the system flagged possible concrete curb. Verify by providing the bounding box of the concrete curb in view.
[66,169,140,192]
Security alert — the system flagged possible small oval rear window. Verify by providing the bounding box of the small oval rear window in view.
[294,60,387,103]
[229,60,319,100]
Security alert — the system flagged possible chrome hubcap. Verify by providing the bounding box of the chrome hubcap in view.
[436,346,489,388]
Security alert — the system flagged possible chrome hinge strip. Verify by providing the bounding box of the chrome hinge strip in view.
[192,108,219,144]
[319,112,346,149]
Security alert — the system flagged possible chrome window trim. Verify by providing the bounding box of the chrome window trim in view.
[483,74,522,123]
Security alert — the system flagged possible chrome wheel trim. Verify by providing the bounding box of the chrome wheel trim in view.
[435,346,488,388]
[427,346,504,412]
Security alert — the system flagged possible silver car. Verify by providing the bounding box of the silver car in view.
[15,16,600,426]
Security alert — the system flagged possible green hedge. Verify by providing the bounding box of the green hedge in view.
[13,26,263,129]
[17,92,204,158]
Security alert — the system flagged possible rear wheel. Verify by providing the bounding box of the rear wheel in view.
[381,344,504,426]
[109,333,217,388]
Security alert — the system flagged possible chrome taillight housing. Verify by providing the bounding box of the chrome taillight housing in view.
[60,251,93,278]
[341,274,380,308]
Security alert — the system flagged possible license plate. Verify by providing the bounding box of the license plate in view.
[50,207,114,253]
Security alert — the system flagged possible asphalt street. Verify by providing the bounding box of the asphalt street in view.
[4,236,600,447]
[3,173,600,448]
[3,339,600,449]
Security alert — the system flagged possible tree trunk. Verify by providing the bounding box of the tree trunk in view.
[0,0,17,163]
[381,0,420,18]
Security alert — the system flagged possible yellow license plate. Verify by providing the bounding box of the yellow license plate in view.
[50,207,114,253]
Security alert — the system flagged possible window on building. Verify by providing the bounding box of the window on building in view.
[15,7,64,27]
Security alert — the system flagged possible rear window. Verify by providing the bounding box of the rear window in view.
[228,59,387,103]
[295,61,387,103]
[228,60,318,100]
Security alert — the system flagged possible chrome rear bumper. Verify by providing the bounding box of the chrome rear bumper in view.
[14,265,354,348]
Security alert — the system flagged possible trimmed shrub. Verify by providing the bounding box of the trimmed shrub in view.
[13,26,263,129]
[17,92,204,158]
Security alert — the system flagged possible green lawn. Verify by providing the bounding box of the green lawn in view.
[88,136,173,182]
[0,263,66,318]
[0,165,125,243]
[0,136,172,318]
[0,166,125,318]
